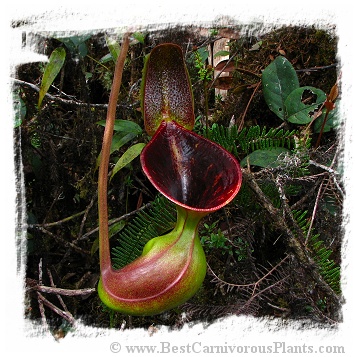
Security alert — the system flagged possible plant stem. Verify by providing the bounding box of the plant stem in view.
[315,107,330,149]
[98,33,130,274]
[203,80,209,137]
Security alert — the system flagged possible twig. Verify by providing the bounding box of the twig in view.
[242,169,341,306]
[12,78,136,110]
[37,259,49,331]
[47,268,69,313]
[290,180,321,210]
[37,293,75,324]
[28,210,87,229]
[309,160,341,176]
[309,160,344,198]
[37,292,48,331]
[35,226,90,255]
[305,180,324,244]
[267,302,291,313]
[78,194,96,240]
[238,81,261,131]
[295,63,337,72]
[208,51,239,89]
[31,285,96,297]
[208,255,290,290]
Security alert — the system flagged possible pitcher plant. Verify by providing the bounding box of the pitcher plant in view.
[98,40,242,315]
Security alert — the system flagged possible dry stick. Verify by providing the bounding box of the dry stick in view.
[305,180,324,245]
[208,254,290,290]
[37,259,49,330]
[33,285,96,296]
[12,78,134,110]
[237,275,290,315]
[47,268,70,314]
[306,151,344,244]
[36,226,90,255]
[208,51,239,89]
[98,34,130,274]
[37,293,75,324]
[238,81,261,132]
[242,170,341,306]
[28,210,87,229]
[290,180,321,211]
[78,194,96,240]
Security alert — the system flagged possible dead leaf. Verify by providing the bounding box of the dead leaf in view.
[214,59,236,72]
[249,41,262,51]
[213,76,234,90]
[328,83,339,103]
[232,84,251,95]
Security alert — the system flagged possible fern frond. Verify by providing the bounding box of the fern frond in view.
[207,124,297,156]
[111,195,176,269]
[292,210,341,294]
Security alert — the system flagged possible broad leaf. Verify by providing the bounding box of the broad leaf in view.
[105,35,121,62]
[262,56,299,120]
[214,50,230,58]
[55,34,91,57]
[110,143,146,180]
[96,120,142,168]
[197,46,210,63]
[132,32,145,44]
[97,119,142,135]
[285,86,326,124]
[240,147,290,168]
[38,47,66,109]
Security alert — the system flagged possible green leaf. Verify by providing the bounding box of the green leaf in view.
[95,120,143,169]
[97,119,142,135]
[77,42,88,58]
[110,143,146,180]
[262,56,299,120]
[55,34,91,57]
[91,220,126,255]
[96,132,139,169]
[285,86,326,124]
[100,53,114,63]
[132,32,145,44]
[105,35,121,62]
[240,147,290,168]
[38,47,66,109]
[110,132,137,154]
[214,50,230,58]
[197,46,210,63]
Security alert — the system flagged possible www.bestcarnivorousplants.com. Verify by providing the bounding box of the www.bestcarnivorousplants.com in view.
[109,341,345,354]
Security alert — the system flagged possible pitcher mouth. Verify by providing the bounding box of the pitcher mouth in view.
[140,120,242,212]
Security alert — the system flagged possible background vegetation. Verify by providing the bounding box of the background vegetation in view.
[14,24,342,337]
